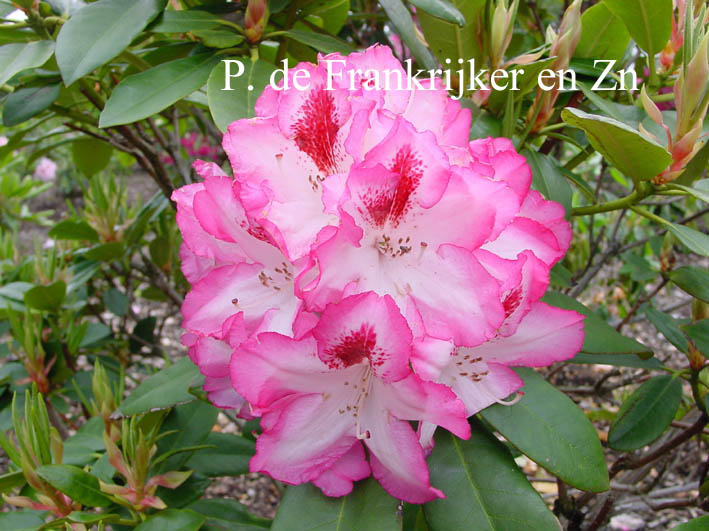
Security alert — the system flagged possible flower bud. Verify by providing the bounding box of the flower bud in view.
[489,0,518,70]
[245,0,269,44]
[692,299,709,322]
[688,342,706,371]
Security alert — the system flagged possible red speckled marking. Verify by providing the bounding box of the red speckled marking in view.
[359,145,423,228]
[503,287,522,318]
[326,324,384,368]
[293,88,340,173]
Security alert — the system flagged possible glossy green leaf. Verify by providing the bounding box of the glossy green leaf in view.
[135,509,205,531]
[3,83,60,126]
[576,3,630,63]
[62,417,105,467]
[672,515,709,530]
[524,149,573,216]
[0,510,46,530]
[79,322,112,348]
[0,470,25,494]
[115,357,202,416]
[56,0,167,85]
[84,241,124,261]
[608,375,682,451]
[644,307,689,353]
[424,420,559,530]
[570,353,663,369]
[481,368,609,492]
[664,223,709,257]
[23,280,66,311]
[418,0,485,70]
[68,512,120,524]
[155,400,218,473]
[103,287,129,316]
[48,220,99,242]
[188,498,271,530]
[72,137,113,177]
[562,108,672,183]
[193,30,244,48]
[186,432,255,477]
[272,478,400,531]
[0,40,55,86]
[156,472,210,508]
[283,29,355,54]
[36,464,113,507]
[301,0,350,34]
[409,0,465,26]
[150,9,222,32]
[543,291,652,357]
[603,0,672,55]
[380,0,438,70]
[683,319,709,355]
[671,179,709,204]
[207,59,276,132]
[668,266,709,303]
[99,53,219,127]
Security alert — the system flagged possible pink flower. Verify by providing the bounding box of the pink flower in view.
[231,292,470,502]
[0,135,8,147]
[34,156,57,181]
[173,44,584,502]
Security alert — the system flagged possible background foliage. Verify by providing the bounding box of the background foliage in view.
[0,0,708,529]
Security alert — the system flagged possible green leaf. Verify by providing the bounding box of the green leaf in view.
[481,368,609,492]
[79,322,112,347]
[149,9,222,32]
[272,478,400,531]
[99,53,219,127]
[664,223,709,257]
[0,40,55,86]
[23,280,66,311]
[36,464,113,507]
[56,0,167,85]
[543,291,652,357]
[523,149,572,216]
[283,29,355,54]
[156,472,210,508]
[424,420,559,530]
[301,0,350,34]
[561,108,672,184]
[644,307,689,353]
[3,83,61,126]
[135,509,205,531]
[576,3,630,63]
[115,358,202,416]
[683,319,709,355]
[103,287,129,316]
[68,512,120,524]
[207,59,275,132]
[48,219,99,242]
[608,375,682,451]
[186,432,255,477]
[0,510,46,530]
[155,400,218,473]
[72,137,113,177]
[188,498,271,530]
[380,0,438,70]
[603,0,672,55]
[63,420,104,467]
[672,515,709,530]
[418,0,486,70]
[671,179,709,203]
[0,470,26,494]
[668,266,709,303]
[148,236,171,268]
[84,241,124,261]
[193,30,244,49]
[409,0,465,26]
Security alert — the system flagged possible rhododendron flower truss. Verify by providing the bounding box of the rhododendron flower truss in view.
[231,292,470,503]
[172,44,586,503]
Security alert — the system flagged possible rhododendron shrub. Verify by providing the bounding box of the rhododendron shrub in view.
[174,45,585,502]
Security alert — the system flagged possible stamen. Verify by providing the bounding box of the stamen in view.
[495,392,523,406]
